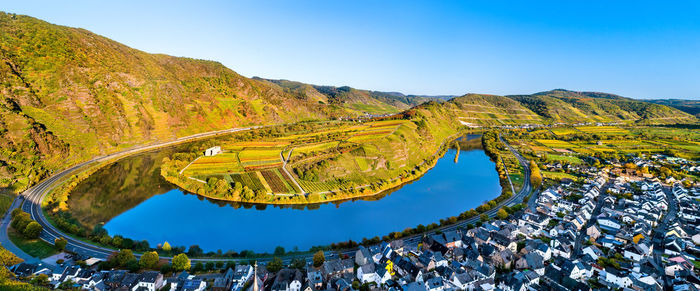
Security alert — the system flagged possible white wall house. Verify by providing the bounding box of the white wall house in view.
[205,146,222,156]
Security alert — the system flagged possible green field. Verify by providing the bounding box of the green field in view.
[545,154,583,164]
[8,228,58,259]
[543,171,581,182]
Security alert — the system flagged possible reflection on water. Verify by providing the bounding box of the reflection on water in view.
[102,154,500,252]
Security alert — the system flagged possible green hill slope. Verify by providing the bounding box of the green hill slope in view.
[645,99,700,118]
[0,12,398,191]
[507,89,695,124]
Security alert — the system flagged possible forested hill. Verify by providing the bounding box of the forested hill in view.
[0,12,417,191]
[0,12,695,193]
[252,78,440,114]
[645,99,700,118]
[503,89,696,124]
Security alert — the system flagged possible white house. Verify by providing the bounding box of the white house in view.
[598,217,621,231]
[204,146,222,156]
[357,263,380,284]
[133,271,163,291]
[604,269,632,288]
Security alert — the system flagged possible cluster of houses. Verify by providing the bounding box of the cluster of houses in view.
[7,167,700,290]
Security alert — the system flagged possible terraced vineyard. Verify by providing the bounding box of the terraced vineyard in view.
[261,169,298,194]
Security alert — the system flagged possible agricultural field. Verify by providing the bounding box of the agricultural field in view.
[230,172,268,192]
[290,141,339,159]
[261,168,298,194]
[238,148,283,170]
[550,128,578,136]
[535,139,579,150]
[182,153,244,175]
[510,124,700,187]
[575,125,628,135]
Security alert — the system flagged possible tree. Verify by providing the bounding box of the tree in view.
[187,245,203,257]
[480,213,489,222]
[205,261,215,271]
[274,246,285,256]
[23,221,43,239]
[139,251,160,269]
[30,273,50,286]
[290,258,305,270]
[114,249,136,267]
[162,241,172,252]
[54,237,68,251]
[266,257,283,273]
[529,160,542,188]
[11,212,31,232]
[313,251,325,267]
[172,253,191,271]
[496,208,509,220]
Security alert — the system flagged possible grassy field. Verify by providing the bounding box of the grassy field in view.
[8,228,58,259]
[545,154,583,164]
[543,171,581,182]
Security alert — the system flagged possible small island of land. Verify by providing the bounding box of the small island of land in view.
[159,104,468,204]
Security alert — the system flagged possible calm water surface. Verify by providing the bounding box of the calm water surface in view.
[102,143,500,252]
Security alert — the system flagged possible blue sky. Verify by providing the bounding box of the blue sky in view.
[4,0,700,99]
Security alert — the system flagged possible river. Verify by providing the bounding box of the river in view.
[69,135,501,252]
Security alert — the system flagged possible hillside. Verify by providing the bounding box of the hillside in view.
[645,99,700,118]
[254,78,439,114]
[506,89,696,124]
[445,94,544,126]
[0,13,419,192]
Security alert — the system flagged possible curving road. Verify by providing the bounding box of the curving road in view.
[4,126,260,261]
[2,130,533,264]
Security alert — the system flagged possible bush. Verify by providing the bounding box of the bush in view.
[54,237,68,250]
[23,221,43,239]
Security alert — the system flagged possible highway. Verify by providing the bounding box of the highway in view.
[2,130,533,264]
[4,126,259,261]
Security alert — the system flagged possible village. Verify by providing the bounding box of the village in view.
[5,150,700,291]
